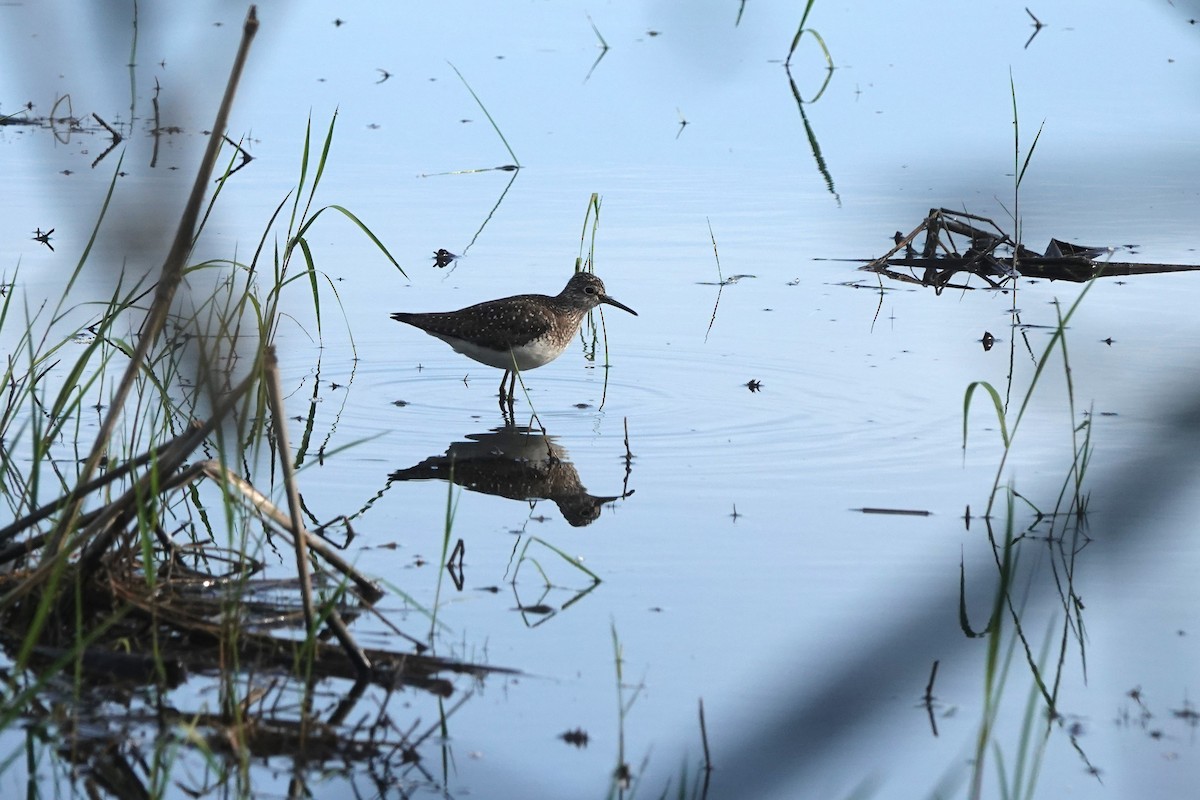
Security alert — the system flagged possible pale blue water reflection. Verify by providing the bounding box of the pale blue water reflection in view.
[2,1,1199,797]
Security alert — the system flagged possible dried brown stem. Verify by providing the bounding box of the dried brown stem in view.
[46,6,259,560]
[264,346,371,677]
[264,346,315,632]
[196,462,382,603]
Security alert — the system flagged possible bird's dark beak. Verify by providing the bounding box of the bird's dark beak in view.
[601,296,638,316]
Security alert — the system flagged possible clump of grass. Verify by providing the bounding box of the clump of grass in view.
[0,9,500,795]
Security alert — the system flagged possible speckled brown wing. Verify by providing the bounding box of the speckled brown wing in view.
[392,294,557,348]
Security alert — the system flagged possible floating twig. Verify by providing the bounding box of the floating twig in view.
[216,132,254,180]
[447,538,466,591]
[856,507,932,516]
[89,114,122,167]
[584,14,610,83]
[91,112,122,142]
[923,659,940,737]
[1024,7,1045,49]
[31,228,54,251]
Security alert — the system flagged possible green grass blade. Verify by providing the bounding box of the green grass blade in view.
[294,236,322,336]
[326,204,405,276]
[448,61,520,166]
[963,380,1010,450]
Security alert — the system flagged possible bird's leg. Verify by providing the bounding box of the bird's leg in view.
[498,370,515,409]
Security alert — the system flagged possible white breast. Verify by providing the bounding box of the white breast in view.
[436,334,565,371]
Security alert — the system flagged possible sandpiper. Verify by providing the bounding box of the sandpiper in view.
[391,271,637,404]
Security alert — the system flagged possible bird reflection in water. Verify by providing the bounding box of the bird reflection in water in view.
[388,426,633,527]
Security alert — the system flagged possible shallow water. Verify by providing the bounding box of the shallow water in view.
[2,1,1200,798]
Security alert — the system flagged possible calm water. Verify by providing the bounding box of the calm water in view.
[2,1,1200,797]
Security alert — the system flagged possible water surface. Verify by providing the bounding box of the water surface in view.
[2,1,1199,797]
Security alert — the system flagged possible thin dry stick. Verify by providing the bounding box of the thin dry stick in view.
[264,346,315,632]
[46,6,260,559]
[263,348,371,677]
[91,112,122,142]
[310,571,372,681]
[198,461,382,603]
